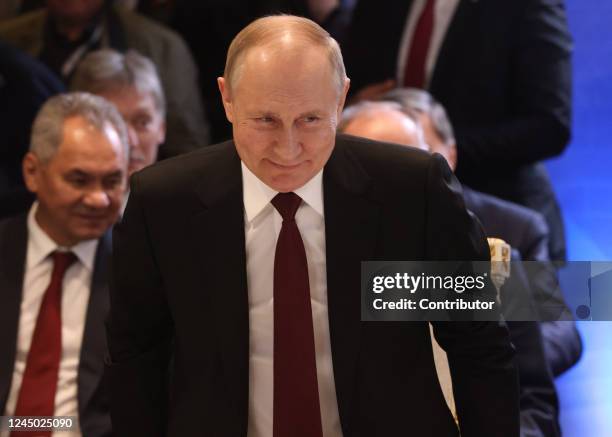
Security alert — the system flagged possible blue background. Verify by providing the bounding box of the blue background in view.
[545,0,612,434]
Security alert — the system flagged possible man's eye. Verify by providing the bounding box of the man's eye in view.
[256,117,274,123]
[133,117,152,130]
[69,177,87,187]
[104,177,122,189]
[304,116,319,123]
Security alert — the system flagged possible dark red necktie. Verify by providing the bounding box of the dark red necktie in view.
[403,0,436,87]
[271,193,323,437]
[11,251,76,437]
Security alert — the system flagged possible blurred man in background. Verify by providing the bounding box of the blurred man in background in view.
[0,0,209,159]
[339,99,563,436]
[71,49,166,178]
[343,0,572,262]
[383,87,583,377]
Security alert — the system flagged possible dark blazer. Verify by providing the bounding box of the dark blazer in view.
[343,0,572,261]
[0,215,112,437]
[462,186,582,376]
[0,41,64,220]
[107,135,519,436]
[463,187,550,263]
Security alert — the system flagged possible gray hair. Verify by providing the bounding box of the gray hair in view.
[382,88,455,146]
[30,92,129,162]
[338,100,411,132]
[71,49,166,117]
[225,14,347,94]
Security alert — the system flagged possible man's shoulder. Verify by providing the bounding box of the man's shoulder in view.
[463,186,549,247]
[0,213,28,251]
[132,141,238,196]
[115,7,190,52]
[334,133,432,177]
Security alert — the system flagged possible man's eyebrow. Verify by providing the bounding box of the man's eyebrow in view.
[248,110,280,117]
[297,110,323,118]
[103,170,124,179]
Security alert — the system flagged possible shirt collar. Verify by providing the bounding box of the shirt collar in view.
[241,162,324,224]
[27,201,99,271]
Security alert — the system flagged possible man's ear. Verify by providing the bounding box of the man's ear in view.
[218,77,235,124]
[22,152,41,194]
[336,78,351,120]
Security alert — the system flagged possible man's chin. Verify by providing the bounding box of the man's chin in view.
[266,175,310,193]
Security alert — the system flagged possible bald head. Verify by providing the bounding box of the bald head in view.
[339,101,428,151]
[223,15,347,94]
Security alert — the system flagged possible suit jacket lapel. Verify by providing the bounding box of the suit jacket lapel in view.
[0,215,28,412]
[190,144,250,433]
[77,231,111,419]
[324,139,380,433]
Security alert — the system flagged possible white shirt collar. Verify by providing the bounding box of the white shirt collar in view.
[241,162,324,223]
[27,201,99,271]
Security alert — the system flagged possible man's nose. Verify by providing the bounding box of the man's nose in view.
[128,125,140,148]
[274,128,301,161]
[83,189,111,209]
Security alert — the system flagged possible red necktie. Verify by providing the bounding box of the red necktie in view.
[272,193,323,437]
[11,251,76,437]
[403,0,436,87]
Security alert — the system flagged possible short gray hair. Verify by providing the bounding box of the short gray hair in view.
[71,49,166,117]
[31,92,129,162]
[338,100,409,133]
[225,14,347,94]
[382,88,455,145]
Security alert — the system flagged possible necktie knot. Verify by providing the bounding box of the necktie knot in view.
[272,192,302,221]
[52,251,77,276]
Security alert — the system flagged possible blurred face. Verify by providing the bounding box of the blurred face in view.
[99,87,165,177]
[218,42,349,192]
[342,108,428,151]
[420,112,457,170]
[47,0,104,25]
[23,116,128,247]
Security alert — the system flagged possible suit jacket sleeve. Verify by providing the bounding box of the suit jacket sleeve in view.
[107,173,173,437]
[426,154,520,437]
[456,0,572,171]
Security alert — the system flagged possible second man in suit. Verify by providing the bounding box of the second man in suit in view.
[0,92,129,437]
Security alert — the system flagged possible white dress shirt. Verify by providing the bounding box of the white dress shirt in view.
[242,163,343,437]
[396,0,460,86]
[2,202,98,437]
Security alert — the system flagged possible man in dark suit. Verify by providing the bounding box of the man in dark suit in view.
[343,0,573,262]
[339,99,563,436]
[108,15,519,436]
[0,92,129,437]
[382,87,582,377]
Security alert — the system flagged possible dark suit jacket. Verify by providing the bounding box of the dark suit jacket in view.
[0,215,113,437]
[343,0,572,261]
[108,135,519,436]
[0,41,63,220]
[463,186,582,377]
